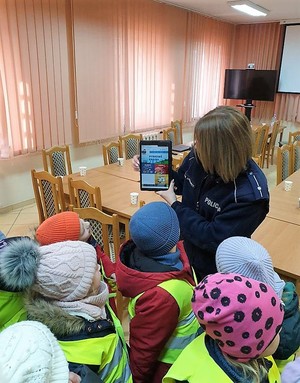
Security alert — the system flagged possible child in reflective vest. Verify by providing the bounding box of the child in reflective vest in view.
[0,236,38,331]
[0,239,132,383]
[116,201,200,383]
[35,211,118,315]
[216,236,300,371]
[163,272,284,383]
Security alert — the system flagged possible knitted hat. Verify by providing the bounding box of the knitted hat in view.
[129,202,180,257]
[0,320,69,382]
[36,212,80,245]
[216,237,285,298]
[192,272,284,362]
[34,240,97,301]
[0,237,40,292]
[281,357,300,383]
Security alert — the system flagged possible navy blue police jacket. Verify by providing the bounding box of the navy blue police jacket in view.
[171,149,269,281]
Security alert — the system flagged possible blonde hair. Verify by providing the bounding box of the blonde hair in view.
[194,106,253,183]
[223,353,268,383]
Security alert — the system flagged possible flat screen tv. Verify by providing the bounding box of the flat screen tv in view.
[223,69,277,101]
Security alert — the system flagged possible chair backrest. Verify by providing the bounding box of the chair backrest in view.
[31,169,66,224]
[292,140,300,173]
[42,145,72,176]
[276,144,293,185]
[252,124,269,167]
[102,141,122,165]
[268,120,280,150]
[119,133,142,160]
[171,119,183,144]
[288,130,300,145]
[70,206,120,262]
[163,126,178,146]
[68,177,102,210]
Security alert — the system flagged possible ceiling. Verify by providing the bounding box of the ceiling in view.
[158,0,300,24]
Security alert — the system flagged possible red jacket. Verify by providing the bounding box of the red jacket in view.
[116,240,195,383]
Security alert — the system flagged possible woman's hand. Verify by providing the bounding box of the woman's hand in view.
[132,155,140,171]
[157,179,177,205]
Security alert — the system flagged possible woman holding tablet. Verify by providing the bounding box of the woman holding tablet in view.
[133,106,269,282]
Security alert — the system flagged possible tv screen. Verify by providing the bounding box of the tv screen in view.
[224,69,277,101]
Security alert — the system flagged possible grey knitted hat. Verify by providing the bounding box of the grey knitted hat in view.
[34,240,97,301]
[216,236,285,298]
[129,202,180,257]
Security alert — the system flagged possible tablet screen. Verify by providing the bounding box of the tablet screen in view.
[139,140,172,191]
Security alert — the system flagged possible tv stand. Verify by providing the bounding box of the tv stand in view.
[236,99,255,121]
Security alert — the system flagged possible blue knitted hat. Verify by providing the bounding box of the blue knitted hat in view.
[129,202,180,257]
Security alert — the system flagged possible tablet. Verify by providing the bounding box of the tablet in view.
[139,140,172,191]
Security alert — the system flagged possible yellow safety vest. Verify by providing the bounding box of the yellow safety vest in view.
[0,290,26,332]
[59,305,132,383]
[128,279,200,364]
[163,333,281,383]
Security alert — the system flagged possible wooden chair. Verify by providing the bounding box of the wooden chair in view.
[102,141,122,165]
[68,177,102,209]
[171,119,183,144]
[163,126,178,146]
[68,176,129,245]
[276,144,293,185]
[263,120,280,168]
[288,130,300,145]
[42,145,72,177]
[119,133,142,160]
[70,206,124,321]
[292,140,300,173]
[172,151,189,170]
[31,169,66,224]
[252,124,269,168]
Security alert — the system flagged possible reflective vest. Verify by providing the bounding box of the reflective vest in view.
[128,279,200,364]
[58,305,132,383]
[163,333,281,383]
[0,290,26,332]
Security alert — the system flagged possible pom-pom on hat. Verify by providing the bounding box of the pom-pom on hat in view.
[216,236,285,298]
[192,272,284,362]
[129,201,180,257]
[0,237,40,292]
[0,320,69,382]
[36,211,80,245]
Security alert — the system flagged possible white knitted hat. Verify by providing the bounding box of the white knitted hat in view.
[216,236,285,298]
[0,321,69,382]
[34,240,97,301]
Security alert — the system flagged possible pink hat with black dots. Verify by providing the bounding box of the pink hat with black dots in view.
[192,272,284,362]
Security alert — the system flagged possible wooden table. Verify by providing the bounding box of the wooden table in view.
[253,169,300,289]
[268,169,300,225]
[97,159,140,182]
[252,217,300,290]
[63,170,164,220]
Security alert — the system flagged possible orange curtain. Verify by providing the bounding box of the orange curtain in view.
[72,0,188,140]
[183,12,234,121]
[0,0,72,157]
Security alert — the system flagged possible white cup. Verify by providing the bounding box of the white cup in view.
[130,192,139,205]
[117,157,124,166]
[284,180,293,191]
[79,166,87,176]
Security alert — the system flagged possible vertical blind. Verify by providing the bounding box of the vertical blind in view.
[2,0,299,158]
